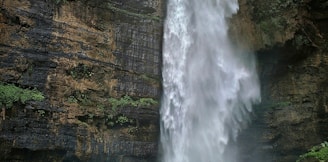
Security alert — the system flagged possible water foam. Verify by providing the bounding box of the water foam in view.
[160,0,261,161]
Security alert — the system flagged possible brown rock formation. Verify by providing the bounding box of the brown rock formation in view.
[230,0,328,161]
[2,0,327,161]
[0,0,163,161]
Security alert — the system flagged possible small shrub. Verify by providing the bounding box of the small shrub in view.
[68,64,93,79]
[97,104,105,110]
[297,141,328,162]
[128,126,139,135]
[107,121,114,127]
[116,115,129,125]
[67,96,78,103]
[0,83,44,108]
[88,114,94,119]
[106,114,115,127]
[70,91,92,106]
[139,98,158,107]
[108,95,158,110]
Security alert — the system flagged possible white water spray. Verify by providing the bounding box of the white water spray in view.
[160,0,261,162]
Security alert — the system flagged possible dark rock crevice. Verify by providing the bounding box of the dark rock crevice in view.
[232,0,328,161]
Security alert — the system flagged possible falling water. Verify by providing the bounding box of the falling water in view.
[160,0,261,162]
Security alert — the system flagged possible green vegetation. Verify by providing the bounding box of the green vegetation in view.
[79,94,92,105]
[70,93,158,129]
[97,104,105,110]
[0,83,44,108]
[68,92,158,110]
[67,91,92,106]
[105,114,133,127]
[37,110,45,117]
[116,115,130,125]
[27,65,34,76]
[104,95,158,127]
[88,113,94,119]
[105,95,157,127]
[128,126,139,135]
[297,141,328,162]
[108,95,158,110]
[67,96,78,103]
[68,64,93,79]
[106,114,115,127]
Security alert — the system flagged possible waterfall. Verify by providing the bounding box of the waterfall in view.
[160,0,261,162]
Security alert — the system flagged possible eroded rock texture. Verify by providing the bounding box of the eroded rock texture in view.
[0,0,163,161]
[230,0,328,161]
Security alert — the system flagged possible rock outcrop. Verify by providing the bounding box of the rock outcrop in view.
[2,0,328,161]
[230,0,328,161]
[0,0,163,161]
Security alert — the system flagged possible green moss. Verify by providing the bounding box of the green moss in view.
[0,83,44,108]
[108,95,158,110]
[297,142,328,162]
[116,115,130,125]
[105,95,158,128]
[105,114,134,127]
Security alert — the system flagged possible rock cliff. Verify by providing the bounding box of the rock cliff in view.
[1,0,328,161]
[0,0,163,161]
[230,0,328,161]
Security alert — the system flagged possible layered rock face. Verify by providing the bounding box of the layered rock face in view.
[1,0,328,161]
[230,0,328,161]
[0,0,163,161]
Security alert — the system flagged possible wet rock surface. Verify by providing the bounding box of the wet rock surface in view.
[2,0,327,161]
[231,0,328,161]
[0,0,163,161]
